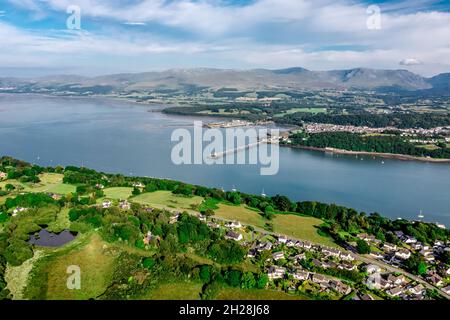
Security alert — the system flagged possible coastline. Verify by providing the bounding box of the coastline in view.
[284,145,450,163]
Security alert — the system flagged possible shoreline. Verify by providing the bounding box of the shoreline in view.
[284,145,450,163]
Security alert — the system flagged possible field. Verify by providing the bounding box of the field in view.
[25,233,118,300]
[132,191,203,212]
[215,287,309,300]
[139,281,203,300]
[103,187,133,200]
[272,214,337,247]
[214,204,265,229]
[274,107,327,117]
[0,173,76,195]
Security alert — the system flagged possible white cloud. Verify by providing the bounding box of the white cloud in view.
[399,58,423,66]
[2,0,450,76]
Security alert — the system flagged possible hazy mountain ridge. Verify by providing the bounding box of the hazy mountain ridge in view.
[1,67,449,92]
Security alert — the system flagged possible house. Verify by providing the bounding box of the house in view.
[169,213,180,224]
[387,274,406,286]
[409,284,425,295]
[12,207,27,216]
[198,214,206,222]
[102,200,112,208]
[383,243,397,252]
[365,264,381,274]
[404,236,417,244]
[277,235,288,244]
[424,255,435,262]
[329,280,351,295]
[294,253,306,262]
[286,239,296,247]
[119,200,130,210]
[268,266,286,280]
[302,241,312,250]
[412,242,423,250]
[272,251,285,261]
[294,240,304,248]
[311,259,323,268]
[322,247,340,258]
[370,251,384,259]
[247,249,257,258]
[95,183,104,189]
[207,221,219,229]
[359,293,374,301]
[395,249,411,260]
[291,270,309,281]
[338,262,357,271]
[311,274,328,285]
[442,285,450,295]
[366,275,389,290]
[427,274,444,287]
[0,172,7,180]
[387,286,404,297]
[257,242,272,251]
[394,231,404,239]
[143,231,160,245]
[339,252,354,261]
[226,221,242,229]
[132,182,145,188]
[225,231,243,241]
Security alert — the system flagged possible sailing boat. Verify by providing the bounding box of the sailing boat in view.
[231,185,237,192]
[418,210,424,219]
[261,189,266,198]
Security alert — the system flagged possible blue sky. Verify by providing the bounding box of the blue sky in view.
[0,0,449,76]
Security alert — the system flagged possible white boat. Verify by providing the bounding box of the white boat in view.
[231,185,237,192]
[418,210,424,219]
[261,189,266,198]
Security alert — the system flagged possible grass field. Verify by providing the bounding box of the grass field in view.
[274,107,327,117]
[103,187,133,200]
[139,281,203,300]
[26,233,118,300]
[215,287,309,300]
[0,173,76,195]
[132,191,203,212]
[214,204,265,229]
[272,214,337,247]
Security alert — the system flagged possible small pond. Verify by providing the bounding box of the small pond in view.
[29,229,77,247]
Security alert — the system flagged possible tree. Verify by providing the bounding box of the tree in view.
[226,270,242,287]
[256,274,269,289]
[241,272,256,289]
[356,239,371,254]
[132,187,141,196]
[5,184,14,191]
[199,265,212,283]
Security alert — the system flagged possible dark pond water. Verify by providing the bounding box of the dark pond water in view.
[29,229,77,247]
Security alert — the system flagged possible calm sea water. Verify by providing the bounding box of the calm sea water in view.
[1,94,449,226]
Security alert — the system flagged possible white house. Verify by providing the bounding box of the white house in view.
[277,235,288,244]
[404,236,417,244]
[102,200,112,208]
[409,284,425,295]
[226,221,242,229]
[365,264,381,274]
[291,270,309,281]
[395,249,411,260]
[383,243,397,252]
[340,252,354,261]
[272,251,285,261]
[442,285,450,295]
[268,266,286,280]
[387,286,404,297]
[225,231,243,241]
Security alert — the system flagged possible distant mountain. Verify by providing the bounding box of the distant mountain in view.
[1,67,449,93]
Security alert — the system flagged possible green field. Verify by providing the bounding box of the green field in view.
[139,281,203,300]
[214,204,265,228]
[132,191,203,212]
[274,107,327,117]
[272,214,337,247]
[103,187,133,200]
[25,233,118,300]
[0,173,76,195]
[215,287,309,300]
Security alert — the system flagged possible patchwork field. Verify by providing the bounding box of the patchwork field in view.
[272,214,337,247]
[103,187,133,200]
[132,191,203,212]
[214,204,265,229]
[274,107,327,117]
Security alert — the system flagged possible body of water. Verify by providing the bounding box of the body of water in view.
[28,229,77,247]
[1,94,449,226]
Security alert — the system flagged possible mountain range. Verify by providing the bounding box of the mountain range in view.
[1,67,449,93]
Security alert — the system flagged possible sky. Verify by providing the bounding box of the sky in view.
[0,0,449,77]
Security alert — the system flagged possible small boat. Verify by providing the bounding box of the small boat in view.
[261,189,266,198]
[381,160,385,164]
[418,210,424,219]
[231,185,237,192]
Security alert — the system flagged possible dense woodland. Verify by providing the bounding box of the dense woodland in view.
[288,131,450,158]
